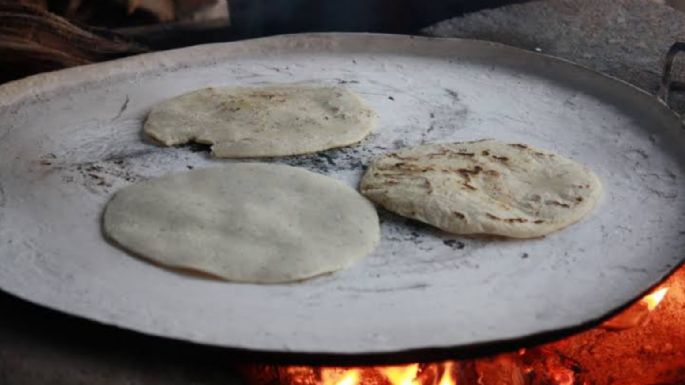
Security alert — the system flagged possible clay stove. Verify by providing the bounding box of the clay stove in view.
[239,266,685,385]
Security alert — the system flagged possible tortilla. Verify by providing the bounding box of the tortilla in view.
[144,85,377,158]
[360,139,602,238]
[103,164,380,283]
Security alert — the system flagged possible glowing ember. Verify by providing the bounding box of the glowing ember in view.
[641,287,669,311]
[378,364,420,385]
[331,370,360,385]
[283,362,458,385]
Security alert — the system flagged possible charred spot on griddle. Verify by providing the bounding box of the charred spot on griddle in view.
[186,165,194,170]
[319,152,336,166]
[521,253,529,259]
[85,165,103,173]
[443,239,465,250]
[39,153,57,166]
[388,96,395,101]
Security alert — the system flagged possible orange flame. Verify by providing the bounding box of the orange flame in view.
[378,364,420,385]
[601,285,671,330]
[641,287,669,311]
[285,362,457,385]
[332,370,360,385]
[437,362,456,385]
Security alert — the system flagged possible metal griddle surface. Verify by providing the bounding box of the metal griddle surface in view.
[0,33,684,357]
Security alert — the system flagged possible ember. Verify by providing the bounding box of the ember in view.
[241,271,685,385]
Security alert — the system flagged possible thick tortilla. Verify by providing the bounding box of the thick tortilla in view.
[360,139,602,238]
[144,85,377,158]
[103,164,380,283]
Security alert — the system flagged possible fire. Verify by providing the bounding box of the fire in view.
[437,362,456,385]
[283,361,457,385]
[378,364,420,385]
[331,370,360,385]
[602,285,670,330]
[641,287,669,311]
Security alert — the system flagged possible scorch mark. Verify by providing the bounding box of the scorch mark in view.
[112,95,130,121]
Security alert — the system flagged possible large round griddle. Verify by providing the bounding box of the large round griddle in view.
[0,33,684,357]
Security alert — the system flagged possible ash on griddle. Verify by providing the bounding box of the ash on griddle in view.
[281,151,340,173]
[275,136,384,173]
[62,157,145,194]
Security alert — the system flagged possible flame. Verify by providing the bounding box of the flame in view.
[601,285,671,330]
[284,362,457,385]
[378,364,420,385]
[437,362,456,385]
[334,370,360,385]
[641,287,669,311]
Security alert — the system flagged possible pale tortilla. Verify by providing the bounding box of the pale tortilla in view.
[144,85,377,158]
[360,139,602,238]
[103,164,380,283]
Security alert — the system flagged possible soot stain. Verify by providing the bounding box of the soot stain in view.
[443,239,465,250]
[182,142,212,153]
[279,140,382,174]
[444,88,460,102]
[112,95,130,121]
